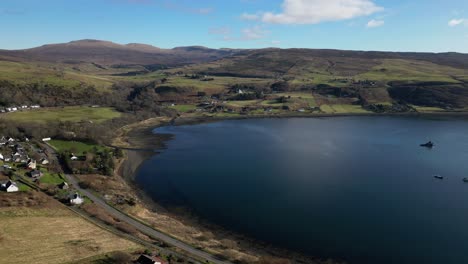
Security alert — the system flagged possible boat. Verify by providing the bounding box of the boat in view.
[463,178,468,183]
[434,175,444,180]
[420,141,434,148]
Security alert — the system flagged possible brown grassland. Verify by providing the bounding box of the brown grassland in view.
[0,191,139,264]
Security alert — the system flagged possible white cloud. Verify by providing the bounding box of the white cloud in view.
[241,25,269,40]
[366,19,384,28]
[448,18,466,27]
[257,0,383,25]
[240,13,260,21]
[210,25,270,42]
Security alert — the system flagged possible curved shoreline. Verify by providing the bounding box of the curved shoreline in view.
[114,111,468,263]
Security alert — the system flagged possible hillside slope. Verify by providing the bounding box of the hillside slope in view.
[0,39,239,66]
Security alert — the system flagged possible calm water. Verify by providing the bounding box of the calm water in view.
[136,117,468,264]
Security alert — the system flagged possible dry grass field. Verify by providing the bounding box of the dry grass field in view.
[0,192,139,264]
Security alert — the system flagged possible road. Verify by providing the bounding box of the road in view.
[64,174,230,264]
[41,143,230,264]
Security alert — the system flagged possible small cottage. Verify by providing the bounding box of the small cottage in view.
[27,159,37,170]
[70,193,84,205]
[58,182,69,190]
[30,170,44,179]
[1,180,19,193]
[136,255,167,264]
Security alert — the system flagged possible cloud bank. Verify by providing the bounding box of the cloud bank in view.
[244,0,383,25]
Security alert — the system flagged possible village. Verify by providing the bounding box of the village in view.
[0,136,86,204]
[0,135,176,264]
[0,104,41,113]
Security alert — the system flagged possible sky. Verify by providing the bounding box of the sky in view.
[1,0,468,52]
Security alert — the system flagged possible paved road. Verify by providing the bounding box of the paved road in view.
[64,174,230,264]
[42,142,230,264]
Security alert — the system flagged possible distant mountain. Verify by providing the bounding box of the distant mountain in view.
[0,39,238,66]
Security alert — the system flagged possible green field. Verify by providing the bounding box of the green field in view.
[39,172,65,185]
[159,76,271,92]
[0,61,114,90]
[0,107,121,124]
[49,140,106,155]
[412,106,446,112]
[170,104,197,112]
[320,104,371,114]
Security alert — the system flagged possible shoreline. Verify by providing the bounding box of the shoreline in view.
[112,111,468,263]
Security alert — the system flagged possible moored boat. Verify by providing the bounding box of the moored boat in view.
[420,141,434,148]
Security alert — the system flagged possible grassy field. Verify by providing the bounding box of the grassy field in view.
[0,206,139,264]
[320,104,371,114]
[159,76,271,93]
[170,104,197,113]
[39,172,65,185]
[0,61,114,90]
[49,140,106,154]
[412,106,446,112]
[0,106,121,124]
[357,59,468,83]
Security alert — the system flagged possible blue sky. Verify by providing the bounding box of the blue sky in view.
[1,0,468,52]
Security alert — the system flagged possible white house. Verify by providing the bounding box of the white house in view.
[40,158,49,165]
[1,181,19,193]
[0,153,3,160]
[70,154,79,161]
[70,193,84,205]
[27,159,37,170]
[136,255,167,264]
[42,138,51,142]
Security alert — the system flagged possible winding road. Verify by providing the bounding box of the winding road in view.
[43,143,231,264]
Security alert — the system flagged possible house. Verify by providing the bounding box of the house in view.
[0,153,3,160]
[27,159,37,170]
[40,158,49,165]
[58,182,69,190]
[1,180,19,193]
[31,105,41,109]
[42,138,51,142]
[70,154,79,161]
[70,193,84,205]
[30,170,44,179]
[136,255,167,264]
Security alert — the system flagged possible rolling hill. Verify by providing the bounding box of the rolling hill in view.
[0,39,239,66]
[1,40,468,111]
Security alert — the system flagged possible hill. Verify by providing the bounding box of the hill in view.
[0,39,238,66]
[1,40,468,111]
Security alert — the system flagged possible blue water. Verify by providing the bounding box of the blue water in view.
[136,116,468,264]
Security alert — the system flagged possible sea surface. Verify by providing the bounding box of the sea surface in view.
[136,116,468,264]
